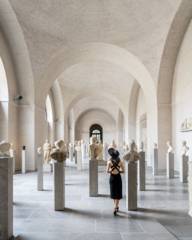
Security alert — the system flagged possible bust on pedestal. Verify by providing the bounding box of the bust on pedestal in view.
[22,145,26,174]
[138,142,146,191]
[166,141,174,179]
[0,141,14,239]
[51,140,67,211]
[123,141,140,210]
[180,141,189,183]
[153,143,158,176]
[43,139,52,172]
[37,147,44,191]
[75,141,82,170]
[89,137,99,197]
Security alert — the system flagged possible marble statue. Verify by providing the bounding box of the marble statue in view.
[123,141,129,154]
[0,141,11,157]
[167,141,173,153]
[43,140,52,163]
[97,142,103,160]
[140,141,144,152]
[89,136,100,160]
[50,140,67,162]
[154,143,158,149]
[123,141,140,162]
[181,140,189,156]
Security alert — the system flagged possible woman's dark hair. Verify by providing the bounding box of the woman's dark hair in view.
[108,148,120,163]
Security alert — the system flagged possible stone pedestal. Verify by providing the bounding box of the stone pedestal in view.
[37,154,43,191]
[126,161,137,210]
[77,151,82,170]
[53,161,65,211]
[89,160,98,197]
[74,150,77,164]
[180,155,189,183]
[153,148,158,176]
[188,161,192,217]
[138,151,145,191]
[166,152,174,179]
[0,157,13,240]
[22,150,26,174]
[69,146,74,162]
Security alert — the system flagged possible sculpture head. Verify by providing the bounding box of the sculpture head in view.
[0,141,11,157]
[182,140,187,147]
[55,140,65,150]
[91,136,97,144]
[130,141,137,152]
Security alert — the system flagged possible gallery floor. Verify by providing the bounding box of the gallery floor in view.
[14,165,192,240]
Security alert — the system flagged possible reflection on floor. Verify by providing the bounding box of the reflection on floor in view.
[14,166,192,240]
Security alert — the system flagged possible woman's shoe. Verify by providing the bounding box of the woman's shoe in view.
[113,209,117,216]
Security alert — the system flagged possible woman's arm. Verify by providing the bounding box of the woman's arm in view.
[106,161,111,173]
[120,160,125,173]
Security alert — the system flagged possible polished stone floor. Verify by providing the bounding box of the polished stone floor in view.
[13,165,192,240]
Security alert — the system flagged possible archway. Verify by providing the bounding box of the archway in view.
[90,124,103,143]
[39,42,157,167]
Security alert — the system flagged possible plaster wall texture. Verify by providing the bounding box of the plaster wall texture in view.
[172,20,192,171]
[75,109,116,145]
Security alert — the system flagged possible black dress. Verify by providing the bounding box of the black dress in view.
[109,159,122,200]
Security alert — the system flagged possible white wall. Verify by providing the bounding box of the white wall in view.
[172,20,192,171]
[75,109,116,144]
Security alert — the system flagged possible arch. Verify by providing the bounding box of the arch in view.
[64,91,126,142]
[128,80,140,141]
[39,43,156,115]
[157,0,192,169]
[75,108,116,144]
[0,1,34,103]
[90,124,103,142]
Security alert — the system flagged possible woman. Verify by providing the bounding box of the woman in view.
[107,147,125,216]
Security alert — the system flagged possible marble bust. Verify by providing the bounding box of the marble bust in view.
[140,142,144,152]
[181,140,189,156]
[50,140,67,162]
[166,141,173,153]
[123,141,140,163]
[89,136,99,160]
[0,141,11,157]
[43,140,52,163]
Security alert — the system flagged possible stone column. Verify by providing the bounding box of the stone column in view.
[126,161,137,210]
[153,147,158,176]
[53,161,65,211]
[138,151,145,191]
[166,152,174,179]
[89,160,98,197]
[22,147,26,174]
[69,145,74,162]
[0,157,13,240]
[180,155,189,183]
[10,149,16,174]
[188,160,192,217]
[37,154,43,191]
